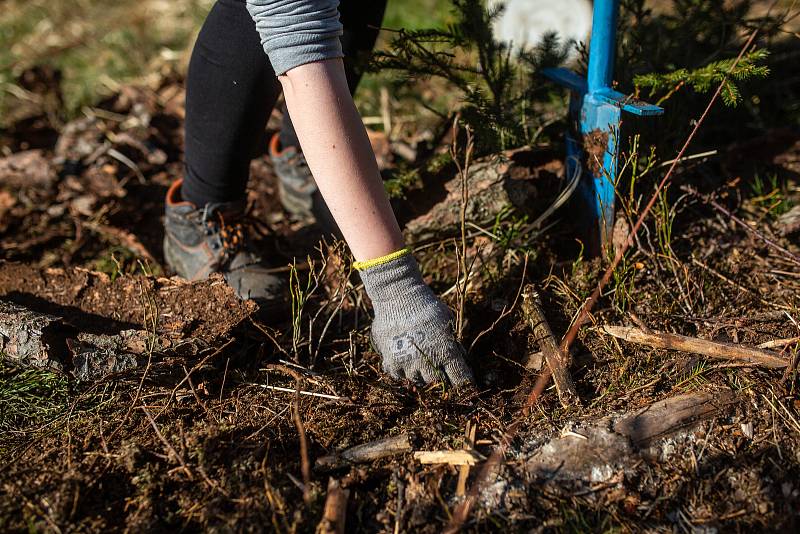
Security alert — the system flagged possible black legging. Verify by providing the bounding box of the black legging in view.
[182,0,387,206]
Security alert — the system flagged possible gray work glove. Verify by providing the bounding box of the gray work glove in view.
[357,252,474,387]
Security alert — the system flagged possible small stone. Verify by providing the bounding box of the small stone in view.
[46,204,66,217]
[70,194,96,216]
[526,351,544,371]
[740,422,754,439]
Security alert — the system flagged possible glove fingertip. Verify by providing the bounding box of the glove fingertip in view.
[382,361,403,381]
[444,360,474,387]
[410,369,426,386]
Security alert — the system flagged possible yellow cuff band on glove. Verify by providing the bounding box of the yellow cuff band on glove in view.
[353,247,411,271]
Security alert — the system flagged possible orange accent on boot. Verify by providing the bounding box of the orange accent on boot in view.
[166,178,194,207]
[269,132,295,157]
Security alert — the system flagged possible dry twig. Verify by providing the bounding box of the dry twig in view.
[759,337,800,350]
[315,433,413,470]
[521,285,580,408]
[602,325,789,369]
[256,385,349,402]
[140,406,193,480]
[451,117,474,341]
[293,380,312,503]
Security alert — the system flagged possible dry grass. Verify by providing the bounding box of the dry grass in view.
[0,0,211,121]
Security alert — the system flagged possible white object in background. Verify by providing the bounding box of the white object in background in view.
[489,0,593,56]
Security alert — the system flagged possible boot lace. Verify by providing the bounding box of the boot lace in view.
[201,206,246,263]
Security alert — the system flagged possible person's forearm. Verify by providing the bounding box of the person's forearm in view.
[278,58,404,261]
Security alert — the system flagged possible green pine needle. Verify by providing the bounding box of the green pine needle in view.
[634,49,770,107]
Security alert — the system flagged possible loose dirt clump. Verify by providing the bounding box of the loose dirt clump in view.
[0,262,255,341]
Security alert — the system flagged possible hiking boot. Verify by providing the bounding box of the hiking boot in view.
[163,179,284,308]
[268,133,339,235]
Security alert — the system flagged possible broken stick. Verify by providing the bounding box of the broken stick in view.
[602,325,789,369]
[521,285,580,408]
[315,432,413,470]
[456,419,478,496]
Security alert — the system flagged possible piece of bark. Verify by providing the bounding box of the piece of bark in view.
[68,330,151,381]
[602,325,789,369]
[316,478,350,534]
[0,300,72,370]
[315,433,413,470]
[527,390,737,482]
[403,150,562,243]
[0,299,209,380]
[612,390,736,447]
[522,285,580,408]
[414,450,485,466]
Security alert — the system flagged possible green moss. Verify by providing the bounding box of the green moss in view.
[0,361,70,432]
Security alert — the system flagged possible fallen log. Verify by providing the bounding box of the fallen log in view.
[522,285,579,408]
[527,390,738,482]
[315,433,413,470]
[403,149,563,243]
[602,325,789,369]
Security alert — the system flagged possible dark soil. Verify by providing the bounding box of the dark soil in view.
[0,70,799,533]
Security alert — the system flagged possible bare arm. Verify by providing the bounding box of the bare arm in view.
[278,59,405,261]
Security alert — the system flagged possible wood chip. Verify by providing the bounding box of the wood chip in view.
[413,450,485,466]
[757,336,800,350]
[456,419,478,496]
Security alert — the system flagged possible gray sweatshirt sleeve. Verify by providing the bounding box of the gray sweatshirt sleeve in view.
[246,0,344,76]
